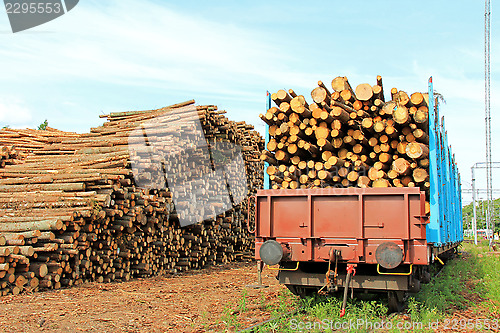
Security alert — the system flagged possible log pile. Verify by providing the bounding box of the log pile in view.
[261,76,431,206]
[0,100,263,296]
[0,127,80,156]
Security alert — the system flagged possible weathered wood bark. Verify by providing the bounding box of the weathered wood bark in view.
[0,220,63,232]
[0,101,263,296]
[265,75,431,215]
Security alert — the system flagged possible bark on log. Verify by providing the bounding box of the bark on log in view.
[0,220,63,232]
[406,142,429,159]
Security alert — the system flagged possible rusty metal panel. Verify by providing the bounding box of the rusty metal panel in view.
[312,196,360,238]
[271,196,310,238]
[363,194,407,239]
[256,196,270,237]
[279,271,410,291]
[409,192,427,240]
[255,187,429,265]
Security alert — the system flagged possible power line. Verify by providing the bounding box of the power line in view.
[463,189,500,194]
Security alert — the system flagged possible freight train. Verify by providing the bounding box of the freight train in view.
[253,77,463,314]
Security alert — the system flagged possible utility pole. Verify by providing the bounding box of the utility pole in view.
[470,162,500,244]
[472,166,478,244]
[484,0,493,248]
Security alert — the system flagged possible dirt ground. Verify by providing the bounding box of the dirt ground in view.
[0,262,284,333]
[2,256,497,333]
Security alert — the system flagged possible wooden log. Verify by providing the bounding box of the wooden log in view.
[317,170,331,181]
[368,167,386,181]
[276,89,292,103]
[331,76,353,93]
[347,171,359,182]
[413,128,429,144]
[290,96,310,117]
[387,169,399,180]
[395,91,411,106]
[410,92,426,107]
[406,142,429,159]
[317,138,333,150]
[413,168,429,183]
[375,75,385,101]
[311,87,330,104]
[355,83,373,101]
[414,107,428,125]
[10,254,29,264]
[0,183,85,193]
[38,279,52,288]
[378,153,392,164]
[419,159,430,168]
[329,105,350,123]
[381,101,396,117]
[17,246,35,256]
[0,220,62,232]
[362,118,374,132]
[372,179,390,187]
[392,106,410,125]
[357,176,371,188]
[1,246,19,255]
[373,121,386,133]
[5,239,24,246]
[392,158,411,175]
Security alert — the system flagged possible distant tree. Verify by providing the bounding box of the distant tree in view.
[2,125,9,129]
[38,119,48,130]
[463,198,500,232]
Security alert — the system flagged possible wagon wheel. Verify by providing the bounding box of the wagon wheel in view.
[387,291,406,313]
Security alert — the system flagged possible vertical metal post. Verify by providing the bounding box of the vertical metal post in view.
[438,107,445,242]
[458,166,463,241]
[472,166,478,245]
[246,260,268,288]
[443,126,451,243]
[484,0,493,249]
[428,77,442,246]
[264,92,271,190]
[257,260,263,285]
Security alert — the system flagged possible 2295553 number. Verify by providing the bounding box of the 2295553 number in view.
[5,2,62,14]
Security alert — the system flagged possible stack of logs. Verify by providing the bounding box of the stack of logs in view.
[261,76,431,208]
[0,100,263,295]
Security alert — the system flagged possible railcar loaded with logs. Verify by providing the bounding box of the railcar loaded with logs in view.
[254,76,463,314]
[0,100,263,296]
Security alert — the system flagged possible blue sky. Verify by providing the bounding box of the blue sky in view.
[0,0,498,206]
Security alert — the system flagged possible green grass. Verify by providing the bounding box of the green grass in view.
[468,241,500,314]
[220,304,242,331]
[219,242,500,332]
[414,248,481,313]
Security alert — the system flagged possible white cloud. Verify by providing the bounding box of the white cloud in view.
[0,98,32,126]
[0,1,302,94]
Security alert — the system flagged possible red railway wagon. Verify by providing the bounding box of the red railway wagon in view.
[254,187,458,313]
